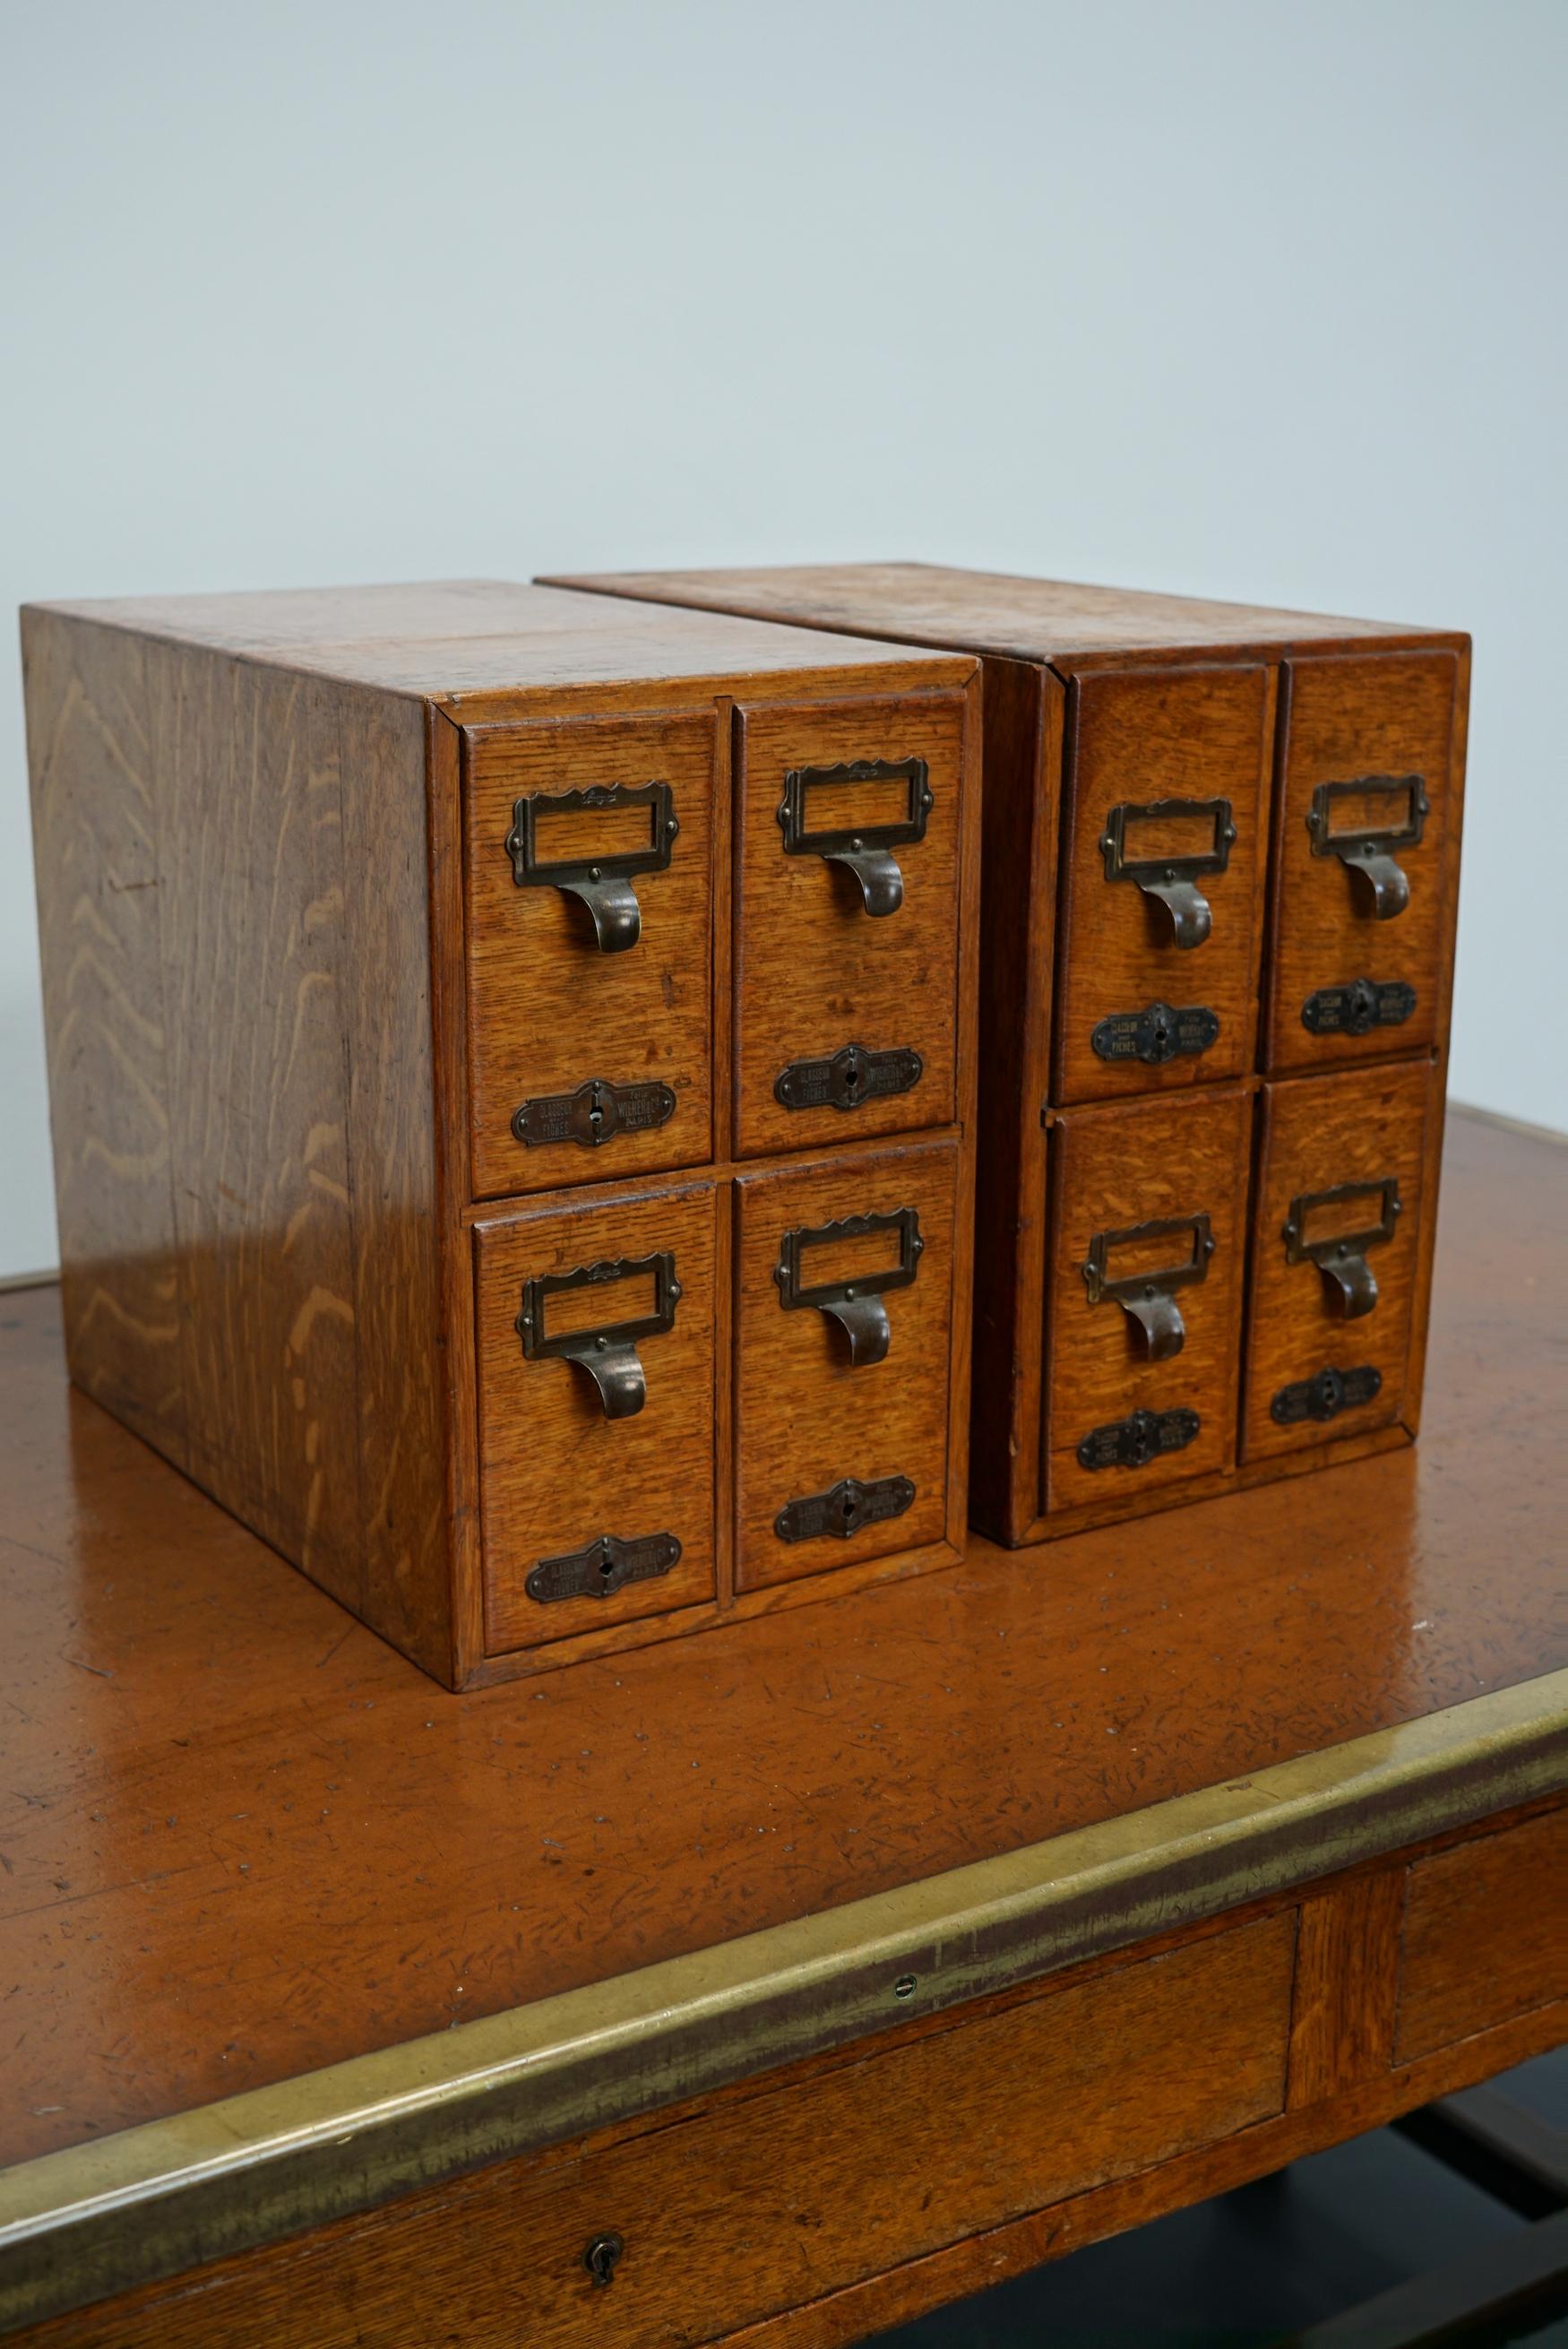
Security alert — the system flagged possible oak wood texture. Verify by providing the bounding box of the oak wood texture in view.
[0,1109,1560,2183]
[1288,1871,1408,2107]
[733,1138,958,1588]
[1265,650,1464,1075]
[1044,1088,1252,1510]
[1054,663,1272,1101]
[549,567,1469,1550]
[544,564,1450,666]
[731,690,966,1158]
[1394,1805,1568,2064]
[22,611,454,1680]
[1243,1060,1437,1463]
[462,710,719,1197]
[474,1179,719,1650]
[14,1809,1565,2349]
[22,583,980,1686]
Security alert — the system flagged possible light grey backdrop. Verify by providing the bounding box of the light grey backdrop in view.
[4,0,1565,1278]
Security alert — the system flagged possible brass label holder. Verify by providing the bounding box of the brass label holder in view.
[1305,774,1428,921]
[516,1249,682,1418]
[1081,1212,1215,1361]
[504,779,678,952]
[1282,1177,1401,1319]
[775,1205,922,1369]
[1098,796,1236,948]
[777,756,933,916]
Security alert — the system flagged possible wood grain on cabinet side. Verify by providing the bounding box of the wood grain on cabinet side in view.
[22,609,187,1462]
[1402,644,1470,1440]
[967,659,1057,1547]
[22,610,452,1680]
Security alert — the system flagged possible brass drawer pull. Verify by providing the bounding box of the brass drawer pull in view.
[1090,1000,1220,1067]
[778,756,933,917]
[775,1040,924,1113]
[1077,1406,1200,1472]
[1300,978,1417,1038]
[516,1249,681,1418]
[1099,796,1236,949]
[527,1533,680,1604]
[1306,774,1427,920]
[1282,1177,1401,1319]
[775,1205,922,1369]
[1271,1364,1383,1426]
[504,779,678,953]
[512,1075,676,1152]
[775,1473,916,1543]
[1082,1212,1215,1361]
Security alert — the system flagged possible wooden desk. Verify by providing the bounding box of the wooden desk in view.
[1,1108,1564,2345]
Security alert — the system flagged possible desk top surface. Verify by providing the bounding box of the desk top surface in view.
[2,1109,1564,2178]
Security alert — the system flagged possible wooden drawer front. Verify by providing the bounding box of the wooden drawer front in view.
[1053,665,1272,1105]
[1242,1062,1434,1463]
[733,691,966,1159]
[1265,651,1460,1074]
[734,1140,957,1589]
[463,712,716,1199]
[1045,1090,1251,1513]
[475,1180,718,1651]
[1396,1808,1568,2063]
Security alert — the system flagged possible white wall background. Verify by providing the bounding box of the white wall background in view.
[3,0,1565,1278]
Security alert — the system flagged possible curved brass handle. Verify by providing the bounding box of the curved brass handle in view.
[1099,798,1236,951]
[1282,1178,1401,1320]
[1305,776,1428,924]
[776,1205,922,1369]
[504,781,678,954]
[516,1250,682,1419]
[1082,1213,1215,1362]
[777,757,933,919]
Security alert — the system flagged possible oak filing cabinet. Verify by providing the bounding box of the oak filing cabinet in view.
[22,582,980,1687]
[549,565,1466,1545]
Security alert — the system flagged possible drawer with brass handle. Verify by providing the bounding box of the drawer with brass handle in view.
[1264,649,1461,1074]
[734,1139,960,1589]
[1043,1090,1251,1515]
[1243,1060,1437,1463]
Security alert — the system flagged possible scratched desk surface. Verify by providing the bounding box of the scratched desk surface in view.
[2,1109,1564,2172]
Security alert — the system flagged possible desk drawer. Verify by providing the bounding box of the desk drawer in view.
[733,691,966,1159]
[475,1179,719,1652]
[733,1140,958,1590]
[1396,1808,1568,2063]
[1044,1089,1251,1513]
[463,712,717,1198]
[1053,664,1272,1105]
[1265,651,1461,1074]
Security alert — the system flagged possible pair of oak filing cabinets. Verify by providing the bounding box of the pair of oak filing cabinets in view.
[22,567,1466,1689]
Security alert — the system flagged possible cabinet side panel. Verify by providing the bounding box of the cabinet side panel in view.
[968,658,1055,1544]
[22,611,189,1463]
[29,617,452,1679]
[338,687,453,1679]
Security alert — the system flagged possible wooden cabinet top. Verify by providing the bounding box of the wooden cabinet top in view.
[22,578,976,703]
[546,560,1469,666]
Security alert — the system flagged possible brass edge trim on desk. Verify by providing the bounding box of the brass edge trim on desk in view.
[4,1669,1566,2334]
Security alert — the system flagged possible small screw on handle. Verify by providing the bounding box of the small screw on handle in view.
[583,2231,625,2288]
